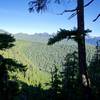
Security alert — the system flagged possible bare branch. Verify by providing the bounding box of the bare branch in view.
[68,12,77,20]
[57,8,77,15]
[84,0,94,7]
[68,9,81,20]
[58,0,94,15]
[93,14,100,22]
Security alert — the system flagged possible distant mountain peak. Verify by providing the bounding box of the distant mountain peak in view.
[0,29,9,34]
[14,32,51,43]
[0,29,99,46]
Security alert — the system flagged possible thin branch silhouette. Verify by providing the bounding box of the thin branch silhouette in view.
[93,14,100,22]
[58,0,94,16]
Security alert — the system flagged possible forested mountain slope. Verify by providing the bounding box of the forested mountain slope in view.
[14,33,100,45]
[0,38,96,87]
[0,30,97,87]
[0,40,50,87]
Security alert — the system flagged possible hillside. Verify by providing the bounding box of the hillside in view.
[1,29,100,45]
[86,36,100,45]
[14,33,51,43]
[0,31,97,87]
[14,32,100,45]
[0,40,50,87]
[0,38,96,88]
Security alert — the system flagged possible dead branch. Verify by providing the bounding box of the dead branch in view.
[68,12,77,20]
[84,0,94,7]
[58,0,94,15]
[93,14,100,22]
[57,8,77,15]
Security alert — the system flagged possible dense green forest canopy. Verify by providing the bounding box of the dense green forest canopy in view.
[0,30,99,99]
[0,32,96,84]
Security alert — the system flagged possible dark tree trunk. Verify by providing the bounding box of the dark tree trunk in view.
[77,0,92,99]
[77,0,88,86]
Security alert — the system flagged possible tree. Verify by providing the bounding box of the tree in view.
[50,64,61,99]
[61,51,80,100]
[28,0,94,99]
[0,33,27,100]
[45,64,61,100]
[89,40,100,99]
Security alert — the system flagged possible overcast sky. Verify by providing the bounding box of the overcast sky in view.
[0,0,100,36]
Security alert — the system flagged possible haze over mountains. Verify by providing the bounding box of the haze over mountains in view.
[14,32,100,46]
[0,29,97,97]
[14,32,51,43]
[0,29,100,45]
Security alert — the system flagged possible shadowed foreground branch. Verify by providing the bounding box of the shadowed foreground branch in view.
[48,29,91,45]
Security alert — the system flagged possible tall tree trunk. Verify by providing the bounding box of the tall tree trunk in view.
[77,0,92,99]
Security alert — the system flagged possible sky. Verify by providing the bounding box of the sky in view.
[0,0,100,36]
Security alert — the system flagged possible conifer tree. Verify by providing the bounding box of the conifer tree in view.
[61,51,80,100]
[0,33,26,100]
[48,64,61,100]
[89,40,100,99]
[28,0,92,84]
[28,0,95,99]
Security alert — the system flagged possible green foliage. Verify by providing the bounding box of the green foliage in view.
[1,40,51,87]
[50,64,61,95]
[28,0,62,13]
[89,41,100,99]
[0,33,26,100]
[0,33,15,50]
[16,40,77,73]
[28,0,47,13]
[4,58,27,72]
[61,51,81,100]
[1,39,95,86]
[0,37,96,99]
[48,29,91,45]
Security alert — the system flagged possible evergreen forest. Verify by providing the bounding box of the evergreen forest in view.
[0,31,100,100]
[0,0,100,100]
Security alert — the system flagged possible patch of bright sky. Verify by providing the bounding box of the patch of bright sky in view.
[0,0,99,36]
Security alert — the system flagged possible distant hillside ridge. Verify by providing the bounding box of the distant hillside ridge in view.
[0,29,99,45]
[85,36,100,45]
[14,33,100,45]
[14,32,51,43]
